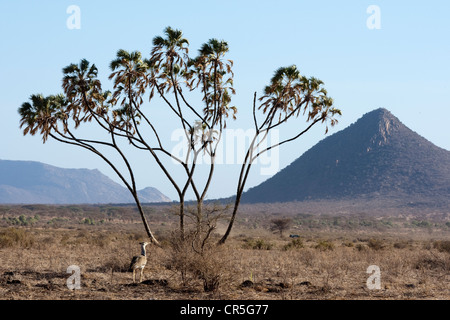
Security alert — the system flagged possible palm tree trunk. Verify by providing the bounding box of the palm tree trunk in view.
[218,192,241,245]
[132,191,161,246]
[179,197,185,240]
[218,166,249,245]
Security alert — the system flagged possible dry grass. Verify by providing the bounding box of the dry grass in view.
[0,223,448,300]
[1,203,448,300]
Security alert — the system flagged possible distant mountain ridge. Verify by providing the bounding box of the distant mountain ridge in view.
[0,159,171,204]
[242,108,450,204]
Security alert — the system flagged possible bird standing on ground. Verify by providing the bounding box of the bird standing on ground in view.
[129,242,150,283]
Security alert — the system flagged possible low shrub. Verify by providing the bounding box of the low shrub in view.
[393,241,410,249]
[165,231,235,292]
[433,240,450,254]
[283,238,304,251]
[367,238,385,251]
[342,241,354,248]
[3,215,40,226]
[0,227,35,248]
[315,240,334,251]
[242,239,274,250]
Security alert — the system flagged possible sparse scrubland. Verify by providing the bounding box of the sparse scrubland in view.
[0,203,449,300]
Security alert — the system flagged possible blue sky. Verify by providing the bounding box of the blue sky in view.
[1,0,449,200]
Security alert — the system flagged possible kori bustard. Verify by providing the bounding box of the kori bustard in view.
[129,242,149,283]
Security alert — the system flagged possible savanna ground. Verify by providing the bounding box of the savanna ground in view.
[0,202,449,300]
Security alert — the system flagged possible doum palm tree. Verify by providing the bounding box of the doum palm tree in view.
[19,27,341,247]
[19,59,161,246]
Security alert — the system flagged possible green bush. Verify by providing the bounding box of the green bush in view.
[47,217,68,226]
[83,218,95,225]
[3,214,40,226]
[411,220,432,228]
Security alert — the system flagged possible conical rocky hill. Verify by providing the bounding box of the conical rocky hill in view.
[242,108,450,204]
